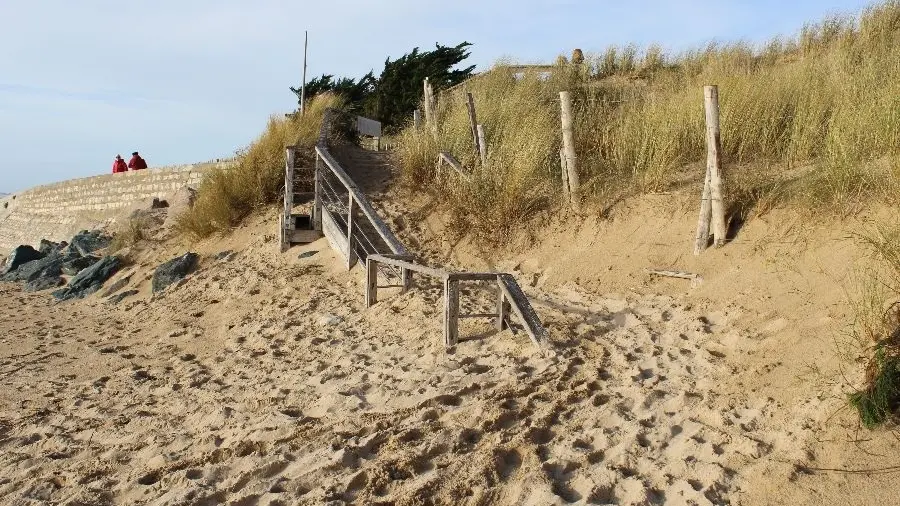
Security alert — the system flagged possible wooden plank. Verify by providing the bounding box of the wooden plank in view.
[458,313,500,319]
[466,93,481,161]
[365,257,378,307]
[287,228,321,243]
[315,145,408,256]
[448,272,500,281]
[321,208,350,264]
[559,91,580,211]
[444,278,459,347]
[279,213,287,253]
[496,290,511,331]
[497,274,547,348]
[368,254,449,280]
[704,85,727,247]
[477,124,487,166]
[693,167,712,255]
[438,152,470,180]
[313,154,323,231]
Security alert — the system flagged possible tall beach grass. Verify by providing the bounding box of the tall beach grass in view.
[396,1,900,241]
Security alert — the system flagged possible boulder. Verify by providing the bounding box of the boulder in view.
[24,276,65,292]
[1,251,71,283]
[61,255,100,276]
[52,256,123,301]
[2,245,44,274]
[65,230,112,257]
[152,253,199,293]
[39,239,66,255]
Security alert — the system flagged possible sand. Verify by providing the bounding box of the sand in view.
[1,147,899,505]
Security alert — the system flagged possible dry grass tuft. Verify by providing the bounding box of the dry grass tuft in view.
[177,94,345,239]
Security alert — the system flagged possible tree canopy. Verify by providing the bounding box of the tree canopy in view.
[290,42,475,131]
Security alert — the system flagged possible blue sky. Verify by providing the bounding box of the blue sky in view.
[0,0,875,193]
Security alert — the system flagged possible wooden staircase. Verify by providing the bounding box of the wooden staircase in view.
[279,146,321,252]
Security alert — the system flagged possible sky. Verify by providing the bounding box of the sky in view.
[0,0,876,193]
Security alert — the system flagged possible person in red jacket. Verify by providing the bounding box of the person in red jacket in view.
[128,151,148,171]
[112,155,128,174]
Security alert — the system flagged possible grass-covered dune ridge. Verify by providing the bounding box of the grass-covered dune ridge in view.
[177,93,345,238]
[397,1,900,241]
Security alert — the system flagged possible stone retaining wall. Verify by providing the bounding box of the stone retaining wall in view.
[0,162,230,252]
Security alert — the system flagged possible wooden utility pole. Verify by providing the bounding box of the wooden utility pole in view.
[465,93,481,162]
[300,30,309,115]
[559,91,580,210]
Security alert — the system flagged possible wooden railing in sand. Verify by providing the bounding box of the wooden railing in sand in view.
[292,108,548,351]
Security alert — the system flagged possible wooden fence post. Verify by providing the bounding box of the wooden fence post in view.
[423,78,433,125]
[559,91,580,211]
[477,125,488,167]
[466,93,482,163]
[496,287,510,331]
[413,109,422,130]
[559,148,570,199]
[693,168,712,255]
[444,278,459,347]
[704,85,727,247]
[365,257,378,307]
[347,194,357,269]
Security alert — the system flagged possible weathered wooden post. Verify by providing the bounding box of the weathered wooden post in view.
[365,257,378,307]
[704,85,727,247]
[413,109,422,130]
[423,78,433,125]
[313,154,323,231]
[693,169,712,255]
[466,93,482,163]
[477,125,488,167]
[346,194,357,269]
[444,277,459,347]
[559,91,580,210]
[559,148,570,199]
[496,286,510,331]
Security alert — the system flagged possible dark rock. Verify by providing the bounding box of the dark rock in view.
[39,239,66,255]
[298,250,318,259]
[24,276,65,292]
[2,245,44,274]
[61,255,100,276]
[152,253,199,293]
[52,256,122,301]
[102,273,132,297]
[151,198,169,209]
[65,230,112,257]
[214,250,233,261]
[107,289,139,305]
[3,252,70,282]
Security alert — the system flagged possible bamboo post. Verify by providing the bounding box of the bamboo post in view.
[704,85,727,247]
[466,93,482,162]
[365,257,378,307]
[444,278,459,347]
[693,168,712,255]
[477,124,487,167]
[559,91,580,211]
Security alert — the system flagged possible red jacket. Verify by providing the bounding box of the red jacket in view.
[112,159,128,173]
[128,155,148,170]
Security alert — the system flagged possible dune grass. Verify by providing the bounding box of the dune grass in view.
[177,94,345,239]
[396,1,900,241]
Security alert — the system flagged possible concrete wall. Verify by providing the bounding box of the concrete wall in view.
[0,162,230,253]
